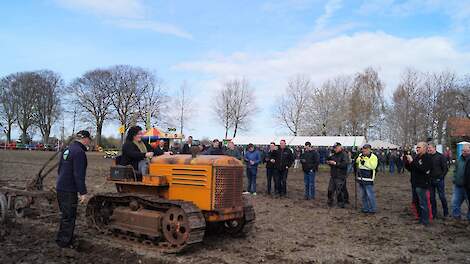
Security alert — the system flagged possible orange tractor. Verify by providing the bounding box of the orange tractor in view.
[86,154,255,252]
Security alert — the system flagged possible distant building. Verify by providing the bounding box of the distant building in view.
[447,117,470,138]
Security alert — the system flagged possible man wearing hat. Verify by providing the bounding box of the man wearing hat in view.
[203,139,224,155]
[326,142,349,207]
[56,130,91,249]
[355,144,378,213]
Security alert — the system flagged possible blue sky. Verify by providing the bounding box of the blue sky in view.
[1,0,470,141]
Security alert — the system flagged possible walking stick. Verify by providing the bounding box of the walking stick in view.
[354,168,358,210]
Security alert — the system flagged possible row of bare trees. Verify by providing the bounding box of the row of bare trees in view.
[68,65,168,146]
[213,78,257,139]
[386,69,469,146]
[274,68,385,139]
[0,65,194,146]
[274,67,470,146]
[0,70,62,144]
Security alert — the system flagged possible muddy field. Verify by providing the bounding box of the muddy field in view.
[1,150,470,264]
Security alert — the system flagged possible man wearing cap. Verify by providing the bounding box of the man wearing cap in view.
[300,142,320,200]
[56,130,91,248]
[355,144,378,213]
[326,143,349,208]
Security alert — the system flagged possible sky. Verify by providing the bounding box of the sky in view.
[1,0,470,141]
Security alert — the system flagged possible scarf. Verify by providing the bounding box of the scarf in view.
[133,140,147,154]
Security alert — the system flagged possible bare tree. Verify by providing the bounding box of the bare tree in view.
[387,69,426,146]
[274,75,312,136]
[173,81,195,136]
[10,72,41,143]
[0,74,18,142]
[456,75,470,119]
[108,65,148,142]
[69,69,113,147]
[348,67,385,139]
[33,70,62,144]
[228,79,256,138]
[214,84,235,139]
[137,72,167,128]
[305,76,352,136]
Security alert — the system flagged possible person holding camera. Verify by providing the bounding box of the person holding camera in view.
[405,142,433,226]
[355,144,378,214]
[326,142,349,208]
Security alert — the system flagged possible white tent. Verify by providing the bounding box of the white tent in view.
[367,140,400,149]
[232,136,365,147]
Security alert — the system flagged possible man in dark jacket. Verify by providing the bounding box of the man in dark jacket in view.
[271,139,294,197]
[405,142,433,226]
[300,142,320,200]
[225,141,242,160]
[427,143,449,218]
[326,143,349,208]
[56,130,91,248]
[153,140,166,156]
[181,136,193,154]
[203,139,224,155]
[264,142,277,195]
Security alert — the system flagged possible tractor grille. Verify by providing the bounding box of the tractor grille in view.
[214,166,243,209]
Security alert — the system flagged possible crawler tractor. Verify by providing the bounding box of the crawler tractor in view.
[86,154,255,252]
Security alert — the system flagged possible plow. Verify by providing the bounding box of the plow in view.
[0,149,61,224]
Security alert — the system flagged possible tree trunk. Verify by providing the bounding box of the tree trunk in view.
[6,122,12,143]
[21,129,28,144]
[96,123,103,147]
[233,122,238,138]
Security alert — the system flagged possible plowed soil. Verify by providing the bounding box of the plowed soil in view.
[1,150,470,264]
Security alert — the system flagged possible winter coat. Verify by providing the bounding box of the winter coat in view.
[355,153,378,185]
[203,147,224,155]
[244,150,261,168]
[56,141,88,195]
[300,150,320,172]
[225,148,242,160]
[405,153,432,188]
[328,150,349,179]
[429,152,448,180]
[264,150,276,169]
[120,141,152,171]
[454,155,470,186]
[272,147,294,171]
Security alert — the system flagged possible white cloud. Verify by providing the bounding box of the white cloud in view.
[174,32,470,136]
[176,32,470,91]
[55,0,145,18]
[54,0,192,39]
[314,0,343,31]
[113,19,192,39]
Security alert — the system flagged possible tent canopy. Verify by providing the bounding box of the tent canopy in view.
[367,140,400,149]
[232,136,365,147]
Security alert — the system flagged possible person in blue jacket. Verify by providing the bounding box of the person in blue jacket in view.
[244,143,261,195]
[55,130,91,249]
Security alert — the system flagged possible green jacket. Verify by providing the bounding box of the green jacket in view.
[454,155,469,186]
